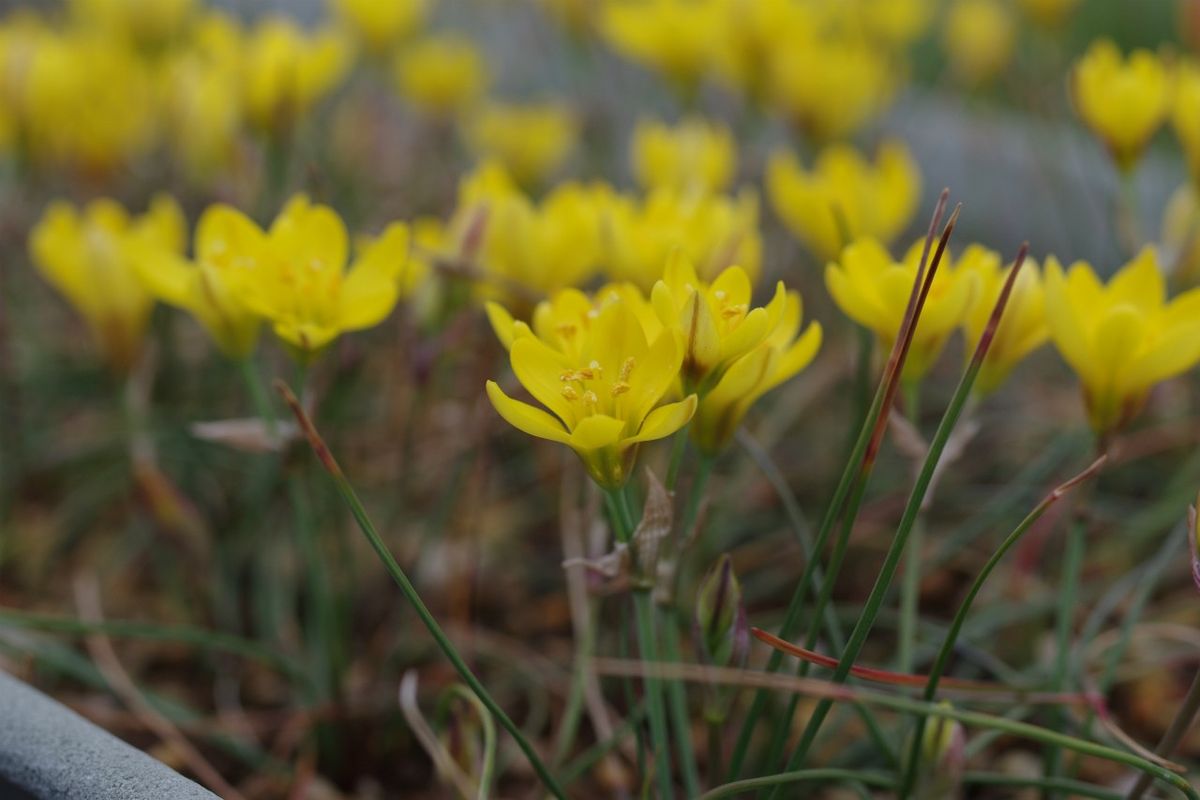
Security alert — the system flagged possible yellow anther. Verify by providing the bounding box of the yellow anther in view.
[561,385,579,401]
[611,381,631,396]
[619,356,636,381]
[582,390,599,406]
[589,360,603,379]
[555,323,578,338]
[721,303,748,320]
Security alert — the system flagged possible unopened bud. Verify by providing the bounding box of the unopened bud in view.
[916,702,966,800]
[694,554,749,668]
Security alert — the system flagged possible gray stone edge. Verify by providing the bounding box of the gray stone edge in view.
[0,669,219,799]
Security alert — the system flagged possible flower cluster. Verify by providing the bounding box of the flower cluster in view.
[486,252,820,487]
[30,194,425,368]
[0,4,351,178]
[450,136,762,300]
[823,235,1200,437]
[598,0,918,140]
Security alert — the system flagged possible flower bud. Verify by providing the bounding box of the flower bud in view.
[694,554,749,668]
[915,703,966,800]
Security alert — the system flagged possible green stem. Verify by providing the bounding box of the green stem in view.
[650,664,1197,800]
[666,429,688,491]
[898,514,925,674]
[284,387,568,799]
[606,487,674,799]
[238,358,277,440]
[699,768,893,799]
[633,590,676,800]
[736,430,844,649]
[964,773,1121,800]
[0,608,309,686]
[707,718,722,785]
[560,700,646,786]
[726,361,891,780]
[705,769,1128,800]
[288,471,336,700]
[736,433,896,771]
[681,456,714,544]
[442,685,497,800]
[897,454,1105,797]
[661,610,700,797]
[768,346,986,792]
[1044,516,1086,798]
[1126,667,1200,800]
[552,603,595,766]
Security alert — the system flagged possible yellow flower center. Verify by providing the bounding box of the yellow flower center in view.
[558,356,638,413]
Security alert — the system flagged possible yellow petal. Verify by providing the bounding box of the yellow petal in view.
[1107,246,1164,312]
[569,414,627,450]
[336,266,400,331]
[1042,256,1096,385]
[628,395,698,444]
[710,265,752,307]
[1123,321,1200,392]
[135,252,197,310]
[486,380,571,444]
[721,305,770,361]
[485,301,518,350]
[680,287,721,374]
[1093,304,1145,396]
[510,336,576,425]
[196,204,267,263]
[761,322,823,396]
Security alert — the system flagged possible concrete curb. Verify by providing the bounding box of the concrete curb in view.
[0,670,218,799]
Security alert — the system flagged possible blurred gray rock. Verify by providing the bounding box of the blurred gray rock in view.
[0,670,217,800]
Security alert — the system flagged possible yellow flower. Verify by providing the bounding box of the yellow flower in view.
[767,33,894,141]
[600,0,724,90]
[601,187,762,291]
[29,196,185,373]
[943,0,1016,87]
[68,0,196,49]
[456,162,603,299]
[714,0,816,99]
[1163,183,1200,285]
[692,289,821,454]
[330,0,426,56]
[826,238,979,381]
[1071,40,1172,171]
[1017,0,1080,28]
[1044,248,1200,435]
[767,140,921,263]
[631,117,736,196]
[1174,59,1200,186]
[393,34,487,118]
[959,246,1048,395]
[857,0,933,48]
[241,17,349,137]
[486,295,697,489]
[465,101,578,187]
[485,282,654,358]
[157,15,243,180]
[235,195,411,357]
[23,32,157,174]
[650,252,786,393]
[134,205,263,360]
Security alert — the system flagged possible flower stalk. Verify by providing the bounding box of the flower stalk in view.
[277,381,568,800]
